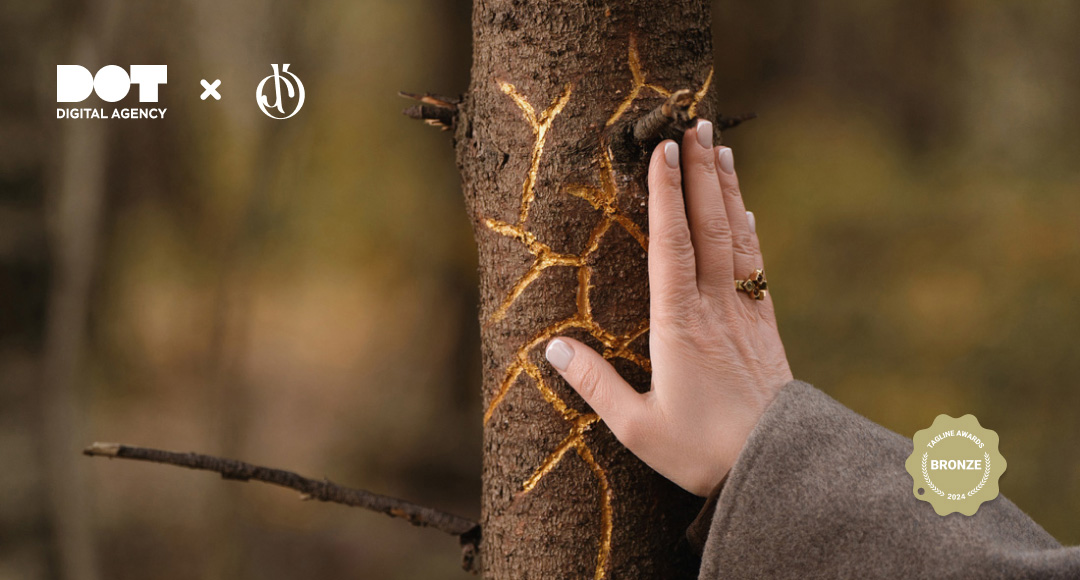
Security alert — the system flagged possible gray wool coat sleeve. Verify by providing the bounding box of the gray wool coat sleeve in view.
[685,380,1080,579]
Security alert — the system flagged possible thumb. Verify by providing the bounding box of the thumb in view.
[545,337,645,446]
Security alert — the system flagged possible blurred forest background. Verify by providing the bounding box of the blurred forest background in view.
[2,0,1079,578]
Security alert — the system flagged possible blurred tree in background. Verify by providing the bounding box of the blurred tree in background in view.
[0,0,1077,579]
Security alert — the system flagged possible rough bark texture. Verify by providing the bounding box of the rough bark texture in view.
[454,1,718,577]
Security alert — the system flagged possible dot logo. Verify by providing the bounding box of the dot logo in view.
[56,65,168,120]
[57,65,167,103]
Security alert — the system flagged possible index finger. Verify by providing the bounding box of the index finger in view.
[648,140,699,317]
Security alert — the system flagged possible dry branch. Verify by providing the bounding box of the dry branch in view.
[84,442,480,557]
[399,90,459,131]
[633,89,696,142]
[717,112,758,131]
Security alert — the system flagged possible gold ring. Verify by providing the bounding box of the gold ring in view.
[735,269,768,300]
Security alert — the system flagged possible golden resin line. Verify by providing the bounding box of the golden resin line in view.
[499,81,573,225]
[607,35,713,127]
[688,67,714,118]
[577,440,613,580]
[524,362,581,422]
[566,148,648,251]
[484,220,584,323]
[520,414,601,494]
[483,316,591,425]
[522,431,582,493]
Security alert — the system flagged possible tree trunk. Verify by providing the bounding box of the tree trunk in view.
[40,3,119,579]
[454,1,718,577]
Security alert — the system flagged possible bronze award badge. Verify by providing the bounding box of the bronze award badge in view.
[905,414,1007,516]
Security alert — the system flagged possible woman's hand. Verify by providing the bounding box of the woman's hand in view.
[544,120,793,497]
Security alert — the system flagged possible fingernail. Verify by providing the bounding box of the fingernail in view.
[696,119,713,149]
[746,211,756,234]
[545,339,575,371]
[718,147,735,175]
[663,141,679,169]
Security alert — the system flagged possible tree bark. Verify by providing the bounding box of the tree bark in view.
[454,1,718,577]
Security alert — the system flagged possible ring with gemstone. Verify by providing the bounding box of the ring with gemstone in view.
[735,269,768,300]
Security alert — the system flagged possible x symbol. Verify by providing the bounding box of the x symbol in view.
[200,79,221,100]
